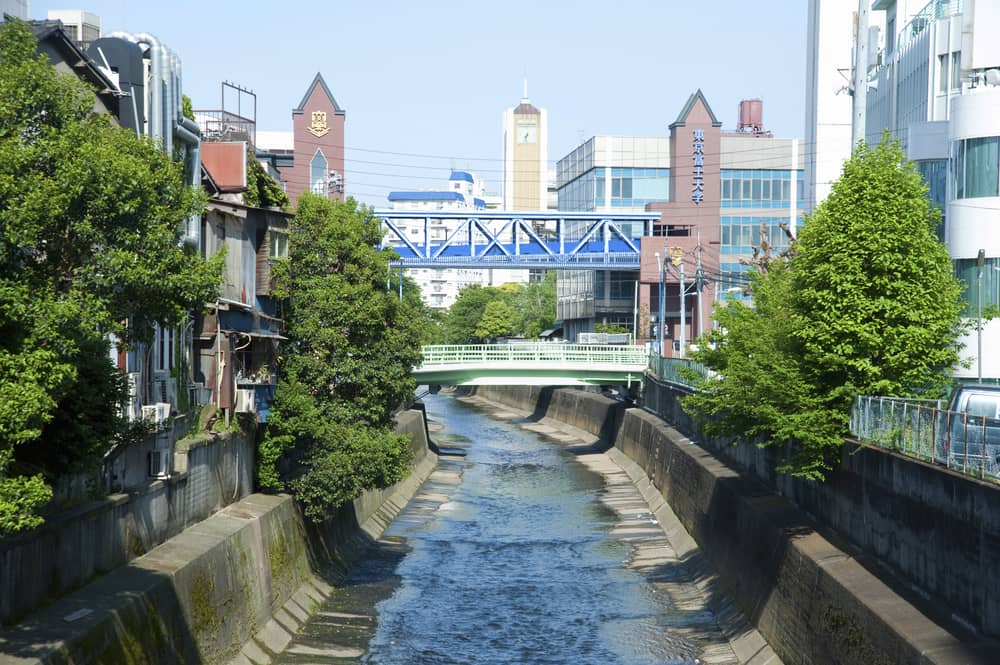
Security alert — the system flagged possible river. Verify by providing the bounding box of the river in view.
[275,391,741,664]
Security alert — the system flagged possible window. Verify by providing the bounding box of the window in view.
[955,257,1000,317]
[951,51,961,90]
[953,137,1000,199]
[310,149,328,195]
[939,54,948,93]
[270,231,289,258]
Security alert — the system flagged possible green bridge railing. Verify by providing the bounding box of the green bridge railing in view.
[647,355,709,389]
[418,343,648,367]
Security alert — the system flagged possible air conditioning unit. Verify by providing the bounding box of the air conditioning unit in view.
[147,450,171,479]
[141,402,172,427]
[234,388,256,413]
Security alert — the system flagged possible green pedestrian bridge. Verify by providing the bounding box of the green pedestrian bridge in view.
[413,343,649,387]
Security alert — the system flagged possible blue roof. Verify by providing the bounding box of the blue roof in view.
[473,198,486,208]
[449,170,474,183]
[388,191,466,202]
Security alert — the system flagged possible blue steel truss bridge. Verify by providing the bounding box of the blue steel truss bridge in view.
[378,210,661,270]
[413,344,649,387]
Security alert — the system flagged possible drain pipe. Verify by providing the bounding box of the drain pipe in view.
[107,31,163,150]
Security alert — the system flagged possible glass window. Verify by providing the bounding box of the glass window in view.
[954,137,1000,199]
[310,149,328,195]
[951,51,961,90]
[938,54,948,93]
[270,231,289,258]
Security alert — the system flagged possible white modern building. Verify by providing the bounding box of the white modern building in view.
[804,0,856,211]
[46,10,100,49]
[862,0,1000,380]
[384,171,529,309]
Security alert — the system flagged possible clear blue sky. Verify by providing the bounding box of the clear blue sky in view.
[32,1,808,207]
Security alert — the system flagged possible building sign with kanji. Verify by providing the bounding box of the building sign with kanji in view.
[692,129,704,204]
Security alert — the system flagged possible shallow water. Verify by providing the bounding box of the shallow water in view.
[277,393,731,664]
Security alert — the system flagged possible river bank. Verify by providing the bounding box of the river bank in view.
[457,390,779,665]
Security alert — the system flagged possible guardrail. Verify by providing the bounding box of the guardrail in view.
[418,343,648,367]
[647,355,709,389]
[850,395,1000,482]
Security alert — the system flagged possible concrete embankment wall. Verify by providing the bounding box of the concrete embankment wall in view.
[644,377,1000,641]
[0,431,255,626]
[0,409,436,665]
[473,385,994,665]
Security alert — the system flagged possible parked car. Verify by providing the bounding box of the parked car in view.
[942,384,1000,476]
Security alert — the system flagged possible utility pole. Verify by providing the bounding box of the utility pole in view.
[851,0,870,149]
[695,235,704,340]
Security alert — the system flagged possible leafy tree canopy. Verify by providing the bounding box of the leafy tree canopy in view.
[0,20,222,533]
[442,271,556,343]
[258,194,424,520]
[475,300,516,341]
[685,137,966,478]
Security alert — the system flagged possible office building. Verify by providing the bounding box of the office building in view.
[384,171,529,309]
[555,92,804,351]
[862,0,1000,379]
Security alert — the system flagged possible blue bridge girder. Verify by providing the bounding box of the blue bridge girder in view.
[377,210,662,270]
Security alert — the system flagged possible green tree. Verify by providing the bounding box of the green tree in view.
[685,137,966,478]
[475,301,516,341]
[258,194,423,521]
[443,284,504,343]
[512,271,556,338]
[0,20,221,532]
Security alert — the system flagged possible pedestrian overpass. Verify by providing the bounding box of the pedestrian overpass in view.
[378,210,661,270]
[413,344,648,387]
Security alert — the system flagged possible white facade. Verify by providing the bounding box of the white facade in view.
[46,10,100,47]
[386,171,529,309]
[864,0,1000,380]
[804,0,855,211]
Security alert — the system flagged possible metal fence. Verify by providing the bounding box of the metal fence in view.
[647,355,708,389]
[850,395,1000,481]
[418,343,648,367]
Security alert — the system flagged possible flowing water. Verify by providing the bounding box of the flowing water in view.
[276,392,741,664]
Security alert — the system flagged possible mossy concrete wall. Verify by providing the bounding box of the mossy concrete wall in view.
[473,386,994,665]
[0,431,254,626]
[0,408,436,665]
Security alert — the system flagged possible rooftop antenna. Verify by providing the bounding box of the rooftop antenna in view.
[522,68,529,102]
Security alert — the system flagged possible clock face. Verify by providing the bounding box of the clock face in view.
[517,123,537,144]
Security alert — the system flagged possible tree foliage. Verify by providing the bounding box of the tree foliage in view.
[442,271,556,343]
[0,20,221,533]
[244,151,289,210]
[685,138,966,478]
[258,194,424,520]
[474,301,516,341]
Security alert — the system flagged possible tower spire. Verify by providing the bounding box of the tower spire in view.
[522,72,529,103]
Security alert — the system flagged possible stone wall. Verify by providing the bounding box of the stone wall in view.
[473,385,994,665]
[0,430,255,626]
[0,408,436,665]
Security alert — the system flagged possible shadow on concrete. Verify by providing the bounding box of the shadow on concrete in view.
[0,564,203,663]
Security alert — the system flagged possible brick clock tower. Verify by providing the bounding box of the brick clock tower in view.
[283,73,345,206]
